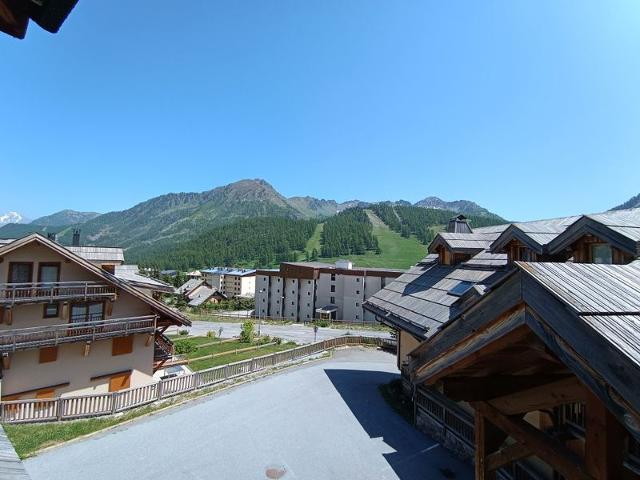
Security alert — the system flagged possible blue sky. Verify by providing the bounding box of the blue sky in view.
[1,1,639,221]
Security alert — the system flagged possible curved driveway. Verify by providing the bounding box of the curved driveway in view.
[26,348,471,480]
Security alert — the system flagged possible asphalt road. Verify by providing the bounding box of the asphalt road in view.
[26,348,471,480]
[166,320,392,344]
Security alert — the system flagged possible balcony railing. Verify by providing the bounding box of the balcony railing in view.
[0,316,157,352]
[0,281,117,305]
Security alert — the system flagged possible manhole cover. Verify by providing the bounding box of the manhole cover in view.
[265,464,287,479]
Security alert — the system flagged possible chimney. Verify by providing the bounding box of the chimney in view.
[447,215,472,234]
[72,229,81,247]
[47,232,57,242]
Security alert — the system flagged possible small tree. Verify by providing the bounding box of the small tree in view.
[240,321,255,343]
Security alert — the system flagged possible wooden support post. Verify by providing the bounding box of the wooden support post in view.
[145,333,153,347]
[486,441,532,471]
[6,308,12,326]
[475,410,496,480]
[1,353,10,370]
[83,342,91,357]
[585,390,625,480]
[0,306,3,324]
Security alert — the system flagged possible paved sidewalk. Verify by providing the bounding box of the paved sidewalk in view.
[0,426,30,479]
[25,349,471,480]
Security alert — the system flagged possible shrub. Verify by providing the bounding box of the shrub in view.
[240,321,255,343]
[174,339,197,354]
[206,330,216,339]
[273,337,283,345]
[178,329,189,336]
[315,320,330,328]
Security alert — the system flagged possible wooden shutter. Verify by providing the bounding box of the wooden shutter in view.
[112,336,133,356]
[108,372,131,392]
[39,346,58,363]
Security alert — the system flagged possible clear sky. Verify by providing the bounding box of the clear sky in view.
[1,1,639,221]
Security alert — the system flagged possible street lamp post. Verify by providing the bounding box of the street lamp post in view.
[257,289,266,337]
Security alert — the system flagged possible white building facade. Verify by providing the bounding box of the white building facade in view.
[255,261,401,322]
[200,267,256,298]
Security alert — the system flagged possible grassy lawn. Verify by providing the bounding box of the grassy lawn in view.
[189,342,297,371]
[4,403,160,459]
[315,210,426,269]
[183,338,277,359]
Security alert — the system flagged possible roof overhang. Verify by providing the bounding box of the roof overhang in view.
[489,224,546,255]
[428,234,486,255]
[362,301,431,340]
[1,0,78,39]
[547,216,639,257]
[409,267,640,440]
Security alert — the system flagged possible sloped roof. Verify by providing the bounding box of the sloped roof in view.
[490,215,581,254]
[429,231,503,254]
[114,265,175,293]
[67,246,124,263]
[0,234,189,326]
[187,287,226,307]
[364,254,511,338]
[201,267,256,277]
[177,278,205,295]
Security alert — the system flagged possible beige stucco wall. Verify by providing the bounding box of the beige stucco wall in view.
[398,330,420,369]
[2,333,155,398]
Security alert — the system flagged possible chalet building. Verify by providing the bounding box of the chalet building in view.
[200,267,256,298]
[255,260,403,322]
[176,278,227,307]
[0,234,190,401]
[364,208,640,479]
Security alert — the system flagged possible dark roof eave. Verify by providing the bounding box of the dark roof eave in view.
[363,302,431,339]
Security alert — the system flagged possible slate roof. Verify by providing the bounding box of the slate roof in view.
[67,246,125,263]
[490,215,581,253]
[114,265,175,293]
[429,231,504,254]
[364,253,511,338]
[187,286,225,307]
[177,278,205,295]
[518,261,640,367]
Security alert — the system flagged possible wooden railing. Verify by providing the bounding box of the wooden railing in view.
[0,316,157,353]
[0,281,117,305]
[0,335,384,423]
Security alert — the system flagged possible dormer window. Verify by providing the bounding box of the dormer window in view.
[591,244,612,264]
[448,281,473,297]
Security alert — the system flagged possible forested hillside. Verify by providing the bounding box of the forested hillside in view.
[319,208,379,257]
[371,203,506,244]
[129,217,317,270]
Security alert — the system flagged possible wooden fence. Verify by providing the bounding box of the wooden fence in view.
[0,335,391,424]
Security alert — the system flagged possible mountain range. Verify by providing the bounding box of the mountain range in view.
[0,178,503,245]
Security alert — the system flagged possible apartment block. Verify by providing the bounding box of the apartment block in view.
[200,267,256,298]
[255,260,402,322]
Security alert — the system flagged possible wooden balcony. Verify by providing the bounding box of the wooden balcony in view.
[0,282,117,306]
[0,316,157,352]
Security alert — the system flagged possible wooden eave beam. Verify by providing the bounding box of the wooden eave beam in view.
[442,374,572,402]
[473,401,594,480]
[488,376,588,415]
[414,313,530,386]
[486,441,532,472]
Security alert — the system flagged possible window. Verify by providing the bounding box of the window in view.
[331,274,336,281]
[355,315,359,320]
[330,285,336,293]
[291,290,295,294]
[291,301,295,305]
[448,281,474,297]
[39,347,58,363]
[38,262,60,284]
[308,280,311,285]
[277,278,281,282]
[356,302,359,307]
[330,296,335,304]
[112,336,133,356]
[8,262,32,283]
[307,292,311,296]
[276,300,280,304]
[591,244,613,264]
[71,302,104,323]
[355,278,360,283]
[356,290,360,295]
[307,303,310,307]
[277,289,280,293]
[262,298,266,302]
[43,303,59,318]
